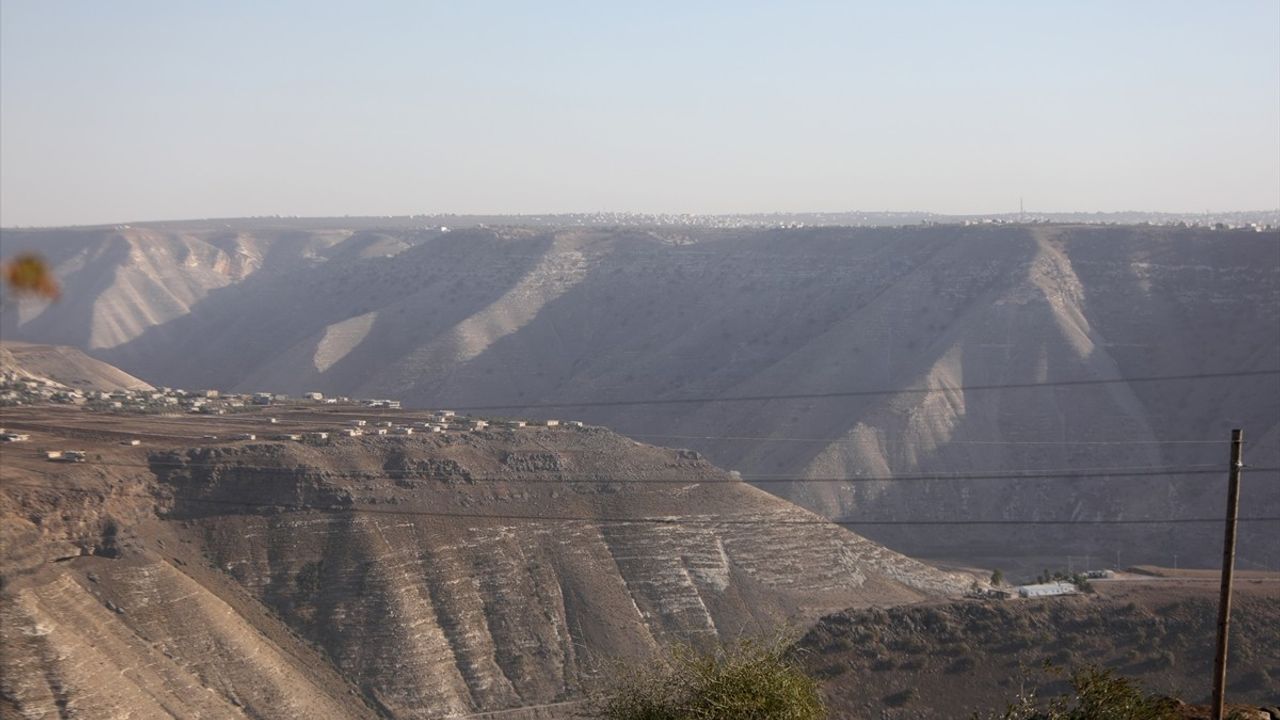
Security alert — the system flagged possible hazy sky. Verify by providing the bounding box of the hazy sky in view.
[2,1,1278,226]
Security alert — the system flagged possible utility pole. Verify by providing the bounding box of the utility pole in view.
[1211,428,1244,720]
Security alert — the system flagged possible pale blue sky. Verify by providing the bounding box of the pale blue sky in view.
[2,1,1277,226]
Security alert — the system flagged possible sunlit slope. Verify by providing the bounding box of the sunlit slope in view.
[2,556,373,719]
[0,341,154,391]
[0,424,964,719]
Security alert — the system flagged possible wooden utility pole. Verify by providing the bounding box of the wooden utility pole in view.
[1211,428,1244,720]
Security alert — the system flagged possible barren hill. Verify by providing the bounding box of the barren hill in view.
[799,577,1280,718]
[2,221,1277,566]
[0,406,965,719]
[0,341,153,391]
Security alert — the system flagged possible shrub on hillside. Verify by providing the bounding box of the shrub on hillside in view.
[973,665,1180,720]
[597,638,826,720]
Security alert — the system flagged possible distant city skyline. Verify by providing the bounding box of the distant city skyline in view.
[2,1,1278,227]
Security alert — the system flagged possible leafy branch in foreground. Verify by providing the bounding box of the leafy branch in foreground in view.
[2,253,60,300]
[974,665,1180,720]
[597,637,826,720]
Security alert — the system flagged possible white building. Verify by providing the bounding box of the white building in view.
[1016,582,1078,598]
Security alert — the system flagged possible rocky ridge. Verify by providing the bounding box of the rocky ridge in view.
[2,222,1277,567]
[0,416,967,719]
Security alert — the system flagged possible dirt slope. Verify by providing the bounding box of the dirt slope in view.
[0,406,968,719]
[0,341,153,391]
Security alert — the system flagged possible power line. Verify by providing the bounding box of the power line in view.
[625,433,1232,446]
[7,368,1269,443]
[451,697,593,719]
[0,417,1243,455]
[16,369,1273,421]
[7,412,1238,445]
[424,369,1280,412]
[4,481,1278,527]
[5,457,1269,484]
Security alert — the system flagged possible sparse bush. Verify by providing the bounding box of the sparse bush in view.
[883,688,917,707]
[811,662,846,680]
[597,638,827,720]
[295,561,323,597]
[820,635,853,653]
[972,665,1180,720]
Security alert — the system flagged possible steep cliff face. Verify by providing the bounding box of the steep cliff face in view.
[0,419,965,719]
[3,222,1277,565]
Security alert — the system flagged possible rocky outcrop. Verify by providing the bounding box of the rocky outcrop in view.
[1,423,967,718]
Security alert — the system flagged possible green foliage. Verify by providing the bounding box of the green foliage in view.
[883,688,917,707]
[295,560,323,597]
[1060,667,1180,720]
[598,638,827,720]
[974,666,1180,720]
[1031,569,1093,592]
[991,569,1004,586]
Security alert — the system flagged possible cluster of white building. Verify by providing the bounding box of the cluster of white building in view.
[0,375,92,407]
[0,427,32,442]
[0,376,384,416]
[2,370,588,448]
[334,411,582,439]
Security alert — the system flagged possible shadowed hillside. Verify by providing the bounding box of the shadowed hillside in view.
[799,580,1280,718]
[3,221,1277,567]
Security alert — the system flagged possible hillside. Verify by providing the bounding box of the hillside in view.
[0,341,153,391]
[2,221,1277,567]
[798,578,1280,718]
[0,405,967,719]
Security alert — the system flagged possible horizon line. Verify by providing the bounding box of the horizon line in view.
[4,207,1279,232]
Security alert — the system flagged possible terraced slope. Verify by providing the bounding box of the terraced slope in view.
[0,413,965,719]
